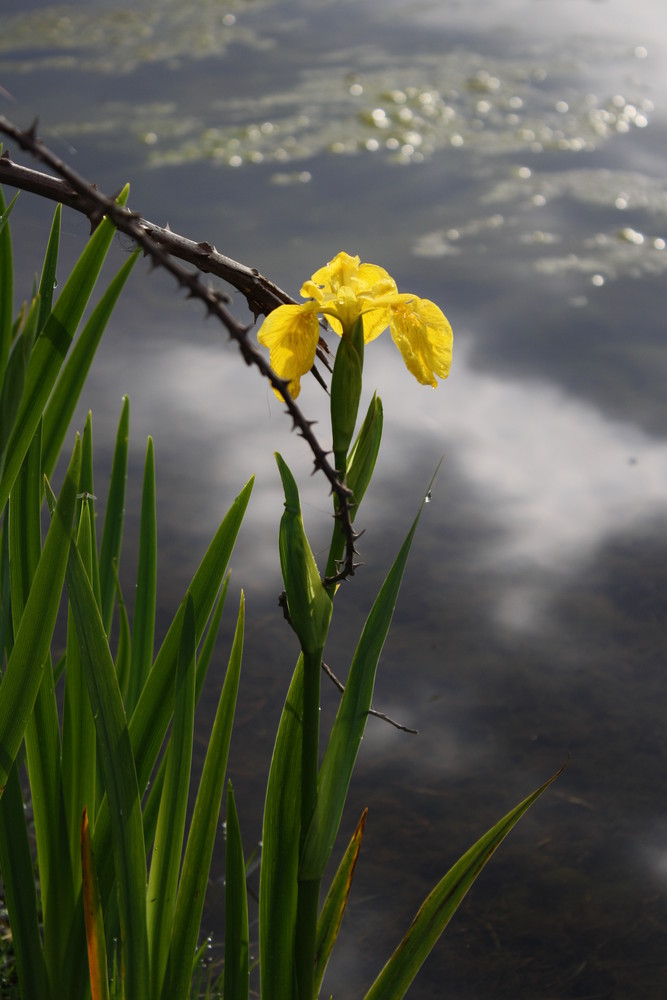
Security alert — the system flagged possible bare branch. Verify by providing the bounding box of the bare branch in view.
[0,115,357,584]
[322,660,418,734]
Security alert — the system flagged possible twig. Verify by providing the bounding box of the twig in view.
[0,142,335,370]
[0,115,357,585]
[322,661,418,734]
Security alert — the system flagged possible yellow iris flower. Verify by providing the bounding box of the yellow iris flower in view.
[257,251,452,398]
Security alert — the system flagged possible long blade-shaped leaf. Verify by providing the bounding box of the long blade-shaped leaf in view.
[126,435,156,715]
[363,766,565,1000]
[85,479,252,942]
[314,808,367,997]
[56,490,149,1000]
[259,655,303,1000]
[301,475,437,882]
[81,807,110,1000]
[0,188,128,512]
[162,592,245,1000]
[0,295,40,486]
[0,762,51,1000]
[62,502,98,884]
[224,780,249,1000]
[0,186,17,382]
[10,425,76,988]
[41,250,138,480]
[141,576,229,857]
[98,396,129,632]
[36,204,61,334]
[0,434,80,792]
[129,478,253,797]
[147,593,195,999]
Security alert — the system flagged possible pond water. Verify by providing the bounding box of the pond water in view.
[2,0,667,996]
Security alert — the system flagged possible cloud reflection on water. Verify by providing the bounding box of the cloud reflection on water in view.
[109,328,667,646]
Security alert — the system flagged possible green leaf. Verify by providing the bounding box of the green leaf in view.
[162,592,245,1000]
[0,762,51,1000]
[126,436,156,715]
[0,434,80,794]
[346,393,383,513]
[314,809,367,997]
[224,780,249,1000]
[129,478,253,800]
[147,593,195,999]
[89,480,252,924]
[113,563,132,702]
[325,393,383,582]
[81,807,110,1000]
[141,577,229,857]
[62,500,98,886]
[0,187,129,514]
[259,655,303,1000]
[275,452,331,656]
[36,204,62,334]
[11,425,77,989]
[41,250,138,482]
[0,295,40,488]
[330,314,364,473]
[0,186,17,384]
[98,396,130,633]
[54,481,149,1000]
[78,411,102,608]
[363,766,565,1000]
[300,477,435,883]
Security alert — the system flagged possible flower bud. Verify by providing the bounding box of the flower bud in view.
[275,453,332,654]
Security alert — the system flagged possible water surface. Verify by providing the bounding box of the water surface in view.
[2,0,667,996]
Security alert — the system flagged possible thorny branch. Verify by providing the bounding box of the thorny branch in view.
[0,115,359,587]
[322,661,418,734]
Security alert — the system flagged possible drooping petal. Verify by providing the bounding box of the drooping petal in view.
[386,295,453,387]
[257,302,321,399]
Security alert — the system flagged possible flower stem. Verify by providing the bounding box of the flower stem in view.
[295,646,323,999]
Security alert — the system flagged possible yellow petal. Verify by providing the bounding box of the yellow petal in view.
[257,303,321,399]
[301,252,398,336]
[387,296,453,387]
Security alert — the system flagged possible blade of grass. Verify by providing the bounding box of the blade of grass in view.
[51,484,149,1000]
[224,780,249,1000]
[126,436,156,716]
[79,411,102,607]
[129,478,253,800]
[98,396,129,633]
[62,501,98,885]
[10,425,77,990]
[0,511,10,664]
[81,807,110,1000]
[162,592,245,1000]
[0,761,51,1000]
[141,576,229,857]
[113,562,132,703]
[41,250,139,482]
[0,433,80,793]
[87,480,252,940]
[36,204,61,334]
[314,809,367,997]
[147,593,196,999]
[301,472,439,882]
[363,765,565,1000]
[325,394,383,582]
[0,187,129,513]
[0,186,17,383]
[259,655,303,1000]
[0,294,40,486]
